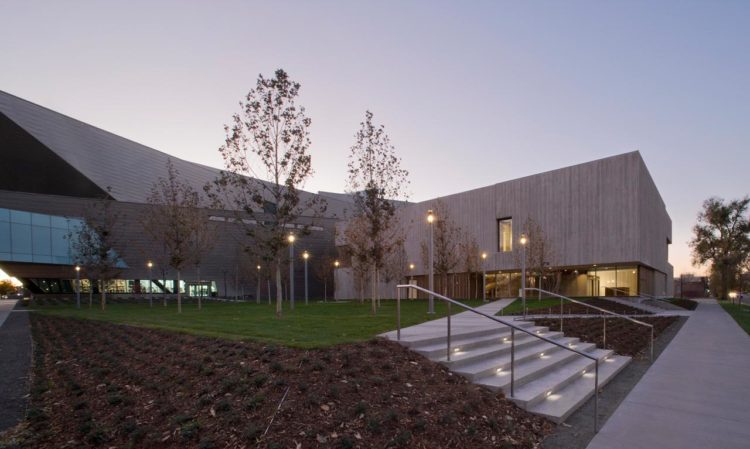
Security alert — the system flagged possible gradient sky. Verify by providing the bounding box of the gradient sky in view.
[1,0,748,277]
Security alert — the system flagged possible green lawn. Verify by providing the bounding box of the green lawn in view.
[719,301,750,335]
[31,298,485,348]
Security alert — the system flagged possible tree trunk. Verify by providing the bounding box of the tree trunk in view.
[198,266,202,310]
[371,266,377,314]
[89,283,93,308]
[275,262,283,318]
[177,270,182,313]
[163,273,167,307]
[256,276,261,304]
[100,279,106,311]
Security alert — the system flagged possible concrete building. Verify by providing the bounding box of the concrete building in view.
[0,90,351,298]
[335,151,673,299]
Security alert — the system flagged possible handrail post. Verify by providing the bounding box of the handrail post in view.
[510,327,515,397]
[560,294,564,332]
[396,287,401,341]
[447,301,452,361]
[594,359,599,433]
[603,317,607,349]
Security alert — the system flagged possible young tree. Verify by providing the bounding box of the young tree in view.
[514,217,557,298]
[312,252,337,302]
[0,280,16,297]
[690,196,750,299]
[342,214,373,304]
[420,200,462,296]
[206,69,325,318]
[345,110,409,314]
[143,159,214,313]
[461,236,481,299]
[68,192,122,310]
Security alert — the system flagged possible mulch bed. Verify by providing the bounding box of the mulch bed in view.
[670,299,698,310]
[2,315,552,449]
[532,317,678,358]
[508,298,651,316]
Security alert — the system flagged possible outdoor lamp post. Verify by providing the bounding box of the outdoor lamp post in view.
[303,251,309,305]
[147,261,153,307]
[520,234,528,317]
[333,260,339,302]
[409,263,415,282]
[427,209,435,314]
[256,265,261,304]
[75,265,81,309]
[288,234,295,309]
[481,252,487,302]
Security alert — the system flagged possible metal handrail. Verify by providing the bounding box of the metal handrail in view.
[395,284,601,433]
[523,287,654,362]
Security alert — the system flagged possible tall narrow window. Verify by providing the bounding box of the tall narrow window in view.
[498,218,512,252]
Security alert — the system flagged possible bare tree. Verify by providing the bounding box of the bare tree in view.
[461,236,481,299]
[514,217,557,298]
[68,190,122,310]
[206,69,325,318]
[345,110,409,313]
[420,200,462,296]
[143,159,214,313]
[312,251,337,302]
[342,214,373,304]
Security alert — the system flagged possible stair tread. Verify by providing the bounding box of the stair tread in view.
[433,331,566,363]
[464,339,593,380]
[509,349,614,403]
[413,326,548,353]
[526,355,631,422]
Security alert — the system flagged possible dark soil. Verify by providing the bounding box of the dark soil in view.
[670,299,698,310]
[532,317,678,359]
[509,298,651,316]
[1,315,552,449]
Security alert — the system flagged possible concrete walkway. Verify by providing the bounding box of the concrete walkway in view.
[586,298,750,449]
[0,300,33,432]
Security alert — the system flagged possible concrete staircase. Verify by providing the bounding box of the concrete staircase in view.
[381,305,630,423]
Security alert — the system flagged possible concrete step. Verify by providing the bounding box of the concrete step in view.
[413,325,550,359]
[508,348,613,409]
[385,320,535,348]
[526,354,631,423]
[435,331,567,369]
[456,337,590,382]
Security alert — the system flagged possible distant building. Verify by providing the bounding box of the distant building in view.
[673,274,709,298]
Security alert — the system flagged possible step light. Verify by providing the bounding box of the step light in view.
[546,390,552,397]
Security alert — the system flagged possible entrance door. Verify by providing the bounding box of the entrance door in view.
[587,276,600,296]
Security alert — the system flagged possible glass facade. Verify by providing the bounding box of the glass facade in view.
[0,207,83,265]
[498,218,512,252]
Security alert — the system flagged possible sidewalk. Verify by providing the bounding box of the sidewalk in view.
[586,298,750,449]
[0,300,32,432]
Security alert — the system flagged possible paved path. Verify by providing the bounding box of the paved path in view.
[0,300,33,432]
[586,298,750,449]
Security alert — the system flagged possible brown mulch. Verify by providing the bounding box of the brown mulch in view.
[532,317,678,358]
[2,315,552,449]
[508,298,651,316]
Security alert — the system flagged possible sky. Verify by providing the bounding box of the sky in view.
[1,0,748,277]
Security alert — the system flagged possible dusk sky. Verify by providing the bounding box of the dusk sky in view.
[1,0,748,277]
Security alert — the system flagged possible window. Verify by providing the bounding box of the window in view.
[498,218,512,252]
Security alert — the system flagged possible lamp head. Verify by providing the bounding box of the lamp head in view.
[288,234,295,243]
[481,252,487,260]
[147,261,153,268]
[75,265,81,272]
[427,209,434,224]
[257,265,261,270]
[334,260,340,268]
[303,251,309,260]
[520,234,528,246]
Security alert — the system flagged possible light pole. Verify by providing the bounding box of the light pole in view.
[409,263,415,282]
[256,265,261,304]
[303,251,309,305]
[427,209,435,314]
[75,265,81,309]
[481,252,487,302]
[147,261,153,307]
[520,234,528,317]
[333,260,340,302]
[288,234,295,310]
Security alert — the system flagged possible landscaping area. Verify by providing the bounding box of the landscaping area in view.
[2,314,552,449]
[27,299,484,348]
[532,316,678,358]
[719,301,750,335]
